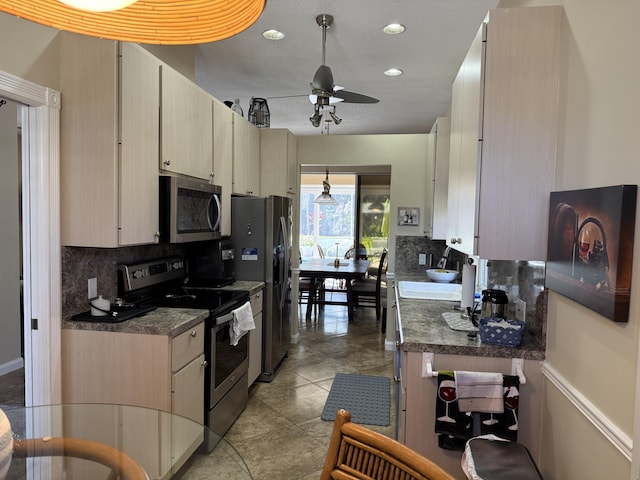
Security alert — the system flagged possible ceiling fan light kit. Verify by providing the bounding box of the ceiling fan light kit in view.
[307,13,379,127]
[0,0,265,44]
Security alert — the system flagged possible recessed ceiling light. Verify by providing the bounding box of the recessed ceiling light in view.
[383,23,406,35]
[384,68,403,77]
[263,29,285,40]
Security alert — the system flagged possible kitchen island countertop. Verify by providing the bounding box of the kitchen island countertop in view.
[62,307,209,338]
[395,274,545,360]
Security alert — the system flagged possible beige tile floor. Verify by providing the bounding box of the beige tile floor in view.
[185,295,395,480]
[0,295,395,480]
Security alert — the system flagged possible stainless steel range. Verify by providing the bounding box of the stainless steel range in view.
[117,256,250,442]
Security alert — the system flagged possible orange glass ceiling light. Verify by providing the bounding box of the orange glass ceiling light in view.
[0,0,266,45]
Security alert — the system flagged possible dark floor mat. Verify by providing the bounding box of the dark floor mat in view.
[321,373,390,426]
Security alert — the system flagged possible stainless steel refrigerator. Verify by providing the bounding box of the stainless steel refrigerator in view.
[231,195,291,382]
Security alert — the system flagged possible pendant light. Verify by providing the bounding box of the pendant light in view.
[0,0,265,45]
[314,169,338,205]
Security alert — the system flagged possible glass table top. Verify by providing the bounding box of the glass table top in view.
[1,403,251,479]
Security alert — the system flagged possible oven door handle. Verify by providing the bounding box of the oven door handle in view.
[216,311,234,326]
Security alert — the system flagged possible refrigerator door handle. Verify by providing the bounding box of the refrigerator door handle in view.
[278,215,289,310]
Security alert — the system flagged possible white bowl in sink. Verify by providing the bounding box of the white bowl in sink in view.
[426,269,459,283]
[398,281,462,301]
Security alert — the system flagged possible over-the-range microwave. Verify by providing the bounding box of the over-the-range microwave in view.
[160,175,222,243]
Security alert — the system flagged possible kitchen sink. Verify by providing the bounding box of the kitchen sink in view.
[397,281,462,301]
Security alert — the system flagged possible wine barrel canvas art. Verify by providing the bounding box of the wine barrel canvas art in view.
[546,185,637,322]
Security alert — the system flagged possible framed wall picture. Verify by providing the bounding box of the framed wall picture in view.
[546,185,637,322]
[398,207,420,226]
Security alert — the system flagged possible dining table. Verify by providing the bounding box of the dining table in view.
[299,257,370,322]
[1,403,252,479]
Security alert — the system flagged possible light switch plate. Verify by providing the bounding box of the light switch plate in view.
[88,277,97,299]
[515,298,526,321]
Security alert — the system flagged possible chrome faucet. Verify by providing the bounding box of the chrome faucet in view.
[436,246,451,269]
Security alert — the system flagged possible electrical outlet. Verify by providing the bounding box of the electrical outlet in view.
[418,253,426,265]
[515,298,526,321]
[88,277,97,299]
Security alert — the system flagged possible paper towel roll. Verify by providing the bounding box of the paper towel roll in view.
[461,264,476,310]
[90,295,111,316]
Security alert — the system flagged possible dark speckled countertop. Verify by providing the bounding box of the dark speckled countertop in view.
[63,307,209,337]
[395,275,545,360]
[62,281,265,338]
[188,280,265,295]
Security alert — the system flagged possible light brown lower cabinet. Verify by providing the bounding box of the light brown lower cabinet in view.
[397,351,543,479]
[62,323,205,479]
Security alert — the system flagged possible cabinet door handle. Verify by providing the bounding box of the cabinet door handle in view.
[190,330,197,337]
[201,360,208,368]
[450,237,462,244]
[393,375,400,384]
[164,160,171,166]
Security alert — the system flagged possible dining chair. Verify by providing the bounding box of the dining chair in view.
[351,248,387,321]
[298,276,320,318]
[320,409,455,480]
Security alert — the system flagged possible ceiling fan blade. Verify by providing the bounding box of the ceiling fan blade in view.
[311,64,334,93]
[309,94,344,105]
[333,90,380,104]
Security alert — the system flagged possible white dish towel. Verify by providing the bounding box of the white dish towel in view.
[230,301,255,346]
[455,371,504,413]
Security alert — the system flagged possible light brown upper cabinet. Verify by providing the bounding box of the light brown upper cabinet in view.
[212,98,233,236]
[160,65,213,181]
[60,33,161,247]
[426,117,450,240]
[232,113,260,196]
[260,128,298,197]
[447,6,564,260]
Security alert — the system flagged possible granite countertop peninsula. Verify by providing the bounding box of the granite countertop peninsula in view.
[395,274,545,361]
[63,307,209,337]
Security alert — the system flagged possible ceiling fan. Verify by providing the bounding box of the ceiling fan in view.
[308,14,379,127]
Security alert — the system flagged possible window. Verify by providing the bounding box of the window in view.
[299,174,356,259]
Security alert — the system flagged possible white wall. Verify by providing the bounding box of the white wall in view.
[0,13,60,89]
[297,134,430,273]
[496,1,640,478]
[0,99,22,373]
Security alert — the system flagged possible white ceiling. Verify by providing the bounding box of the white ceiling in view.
[194,0,498,137]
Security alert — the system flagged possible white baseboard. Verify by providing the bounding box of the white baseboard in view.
[541,361,632,461]
[0,357,24,376]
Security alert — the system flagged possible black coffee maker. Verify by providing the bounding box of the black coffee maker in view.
[187,237,235,287]
[481,289,508,320]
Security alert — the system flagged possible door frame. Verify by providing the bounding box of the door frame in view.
[0,70,61,406]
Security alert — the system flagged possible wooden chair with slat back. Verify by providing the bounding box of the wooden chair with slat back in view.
[320,409,455,480]
[350,248,387,321]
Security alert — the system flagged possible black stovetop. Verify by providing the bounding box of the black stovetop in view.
[148,287,248,316]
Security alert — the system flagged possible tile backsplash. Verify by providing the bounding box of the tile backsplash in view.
[62,244,185,320]
[394,236,547,350]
